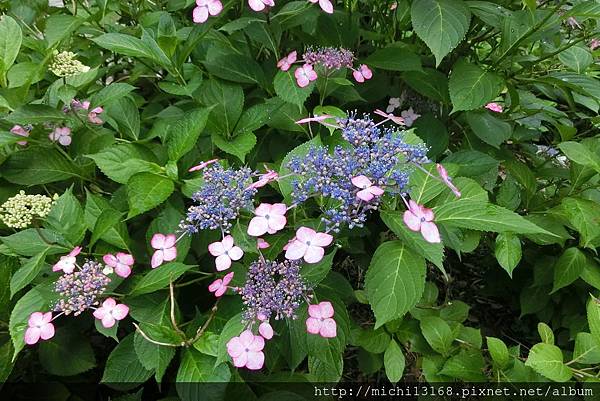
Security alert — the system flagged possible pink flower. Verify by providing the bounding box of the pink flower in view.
[247,170,278,190]
[308,0,333,14]
[208,272,234,297]
[295,114,334,124]
[71,99,90,111]
[52,246,82,274]
[257,238,270,249]
[259,322,274,340]
[10,125,29,146]
[386,97,401,113]
[103,252,134,278]
[485,102,503,113]
[193,0,223,23]
[403,200,441,243]
[294,64,317,88]
[374,109,404,125]
[227,330,265,370]
[352,64,372,83]
[400,108,420,127]
[248,0,274,12]
[590,39,600,51]
[351,175,384,202]
[48,126,72,146]
[24,312,55,345]
[150,233,177,268]
[285,227,333,263]
[436,164,461,198]
[87,106,103,124]
[306,301,336,338]
[247,203,287,236]
[189,158,218,172]
[93,298,129,328]
[277,51,297,72]
[208,235,243,271]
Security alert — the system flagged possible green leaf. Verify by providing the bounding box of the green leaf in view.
[130,262,193,296]
[127,173,174,218]
[106,97,140,140]
[278,135,322,202]
[449,59,504,112]
[402,68,450,103]
[87,144,162,184]
[301,249,336,286]
[204,55,265,86]
[365,241,426,328]
[411,0,471,66]
[439,349,486,381]
[10,250,48,298]
[44,14,83,48]
[364,45,422,72]
[486,336,509,368]
[1,229,68,257]
[212,132,257,162]
[199,80,243,136]
[2,148,78,185]
[537,322,554,345]
[6,105,67,124]
[90,83,136,109]
[466,111,512,148]
[216,313,245,366]
[525,343,572,382]
[384,339,405,383]
[558,46,593,74]
[552,247,587,293]
[380,210,444,271]
[434,200,551,235]
[587,297,600,347]
[101,334,153,390]
[177,349,231,401]
[494,233,522,277]
[84,191,130,249]
[573,332,600,364]
[90,209,124,247]
[166,108,211,161]
[420,316,454,355]
[559,197,600,249]
[133,331,176,383]
[0,15,22,74]
[38,331,96,376]
[274,70,315,108]
[558,141,600,173]
[91,33,159,62]
[45,188,86,244]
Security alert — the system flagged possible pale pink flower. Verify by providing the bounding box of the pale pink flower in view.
[294,64,318,88]
[71,99,90,111]
[485,102,503,113]
[189,158,218,172]
[103,252,134,278]
[24,312,55,345]
[374,109,405,125]
[306,301,336,338]
[93,298,129,328]
[590,39,600,51]
[48,126,72,146]
[208,235,243,271]
[87,106,103,124]
[403,200,441,243]
[257,238,270,249]
[247,170,278,190]
[208,271,234,297]
[247,203,287,236]
[10,125,29,146]
[249,0,274,12]
[193,0,223,23]
[283,236,295,251]
[386,97,401,113]
[227,329,265,370]
[150,233,177,268]
[308,0,333,14]
[277,51,297,72]
[259,322,274,339]
[351,175,384,202]
[566,17,581,29]
[52,246,82,274]
[352,64,372,83]
[295,114,334,124]
[400,108,420,127]
[285,227,333,263]
[436,164,461,198]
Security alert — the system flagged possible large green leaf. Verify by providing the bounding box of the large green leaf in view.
[411,0,471,66]
[558,141,600,173]
[133,331,176,383]
[7,106,67,125]
[45,188,86,244]
[558,46,593,74]
[552,247,587,293]
[383,339,405,383]
[10,250,48,298]
[38,331,96,376]
[212,132,256,162]
[166,108,211,161]
[86,144,162,184]
[101,334,153,390]
[0,15,22,74]
[199,80,243,136]
[2,148,79,185]
[466,111,512,148]
[364,45,422,72]
[587,297,600,347]
[420,316,454,355]
[127,173,175,218]
[274,70,315,108]
[204,54,265,86]
[449,59,504,112]
[91,33,162,64]
[176,349,231,401]
[559,198,600,249]
[494,233,522,277]
[365,241,426,328]
[525,343,572,382]
[130,262,194,296]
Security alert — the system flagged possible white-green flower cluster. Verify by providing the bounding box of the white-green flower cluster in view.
[0,191,58,229]
[49,50,90,77]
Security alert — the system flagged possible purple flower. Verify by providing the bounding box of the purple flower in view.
[53,260,111,316]
[302,46,354,70]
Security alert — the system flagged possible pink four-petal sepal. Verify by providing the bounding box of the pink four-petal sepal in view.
[93,297,129,328]
[208,235,244,271]
[227,329,265,370]
[24,312,55,345]
[351,175,384,202]
[208,272,234,297]
[150,233,178,268]
[306,301,337,338]
[277,51,297,72]
[352,64,372,83]
[193,0,223,24]
[294,64,318,88]
[103,252,135,278]
[403,200,441,243]
[308,0,333,14]
[247,203,287,236]
[285,227,333,264]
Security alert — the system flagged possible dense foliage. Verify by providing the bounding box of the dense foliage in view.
[1,0,600,398]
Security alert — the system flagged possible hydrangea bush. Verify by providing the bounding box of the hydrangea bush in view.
[1,0,600,397]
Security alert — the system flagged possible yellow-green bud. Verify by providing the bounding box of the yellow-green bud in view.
[49,50,90,77]
[0,191,58,229]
